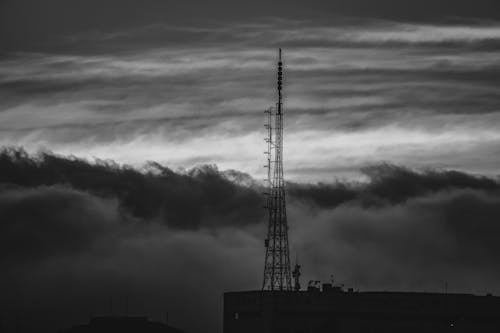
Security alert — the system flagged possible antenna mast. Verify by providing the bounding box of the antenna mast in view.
[262,49,292,291]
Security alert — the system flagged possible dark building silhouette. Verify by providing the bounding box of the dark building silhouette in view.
[224,286,500,333]
[59,316,188,333]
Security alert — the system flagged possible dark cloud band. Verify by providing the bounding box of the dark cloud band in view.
[2,149,500,332]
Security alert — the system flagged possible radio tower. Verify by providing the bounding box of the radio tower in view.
[262,49,292,291]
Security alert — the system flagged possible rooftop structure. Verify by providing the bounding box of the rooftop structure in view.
[224,288,500,333]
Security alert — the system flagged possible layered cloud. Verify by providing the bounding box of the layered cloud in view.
[1,150,500,332]
[2,18,500,181]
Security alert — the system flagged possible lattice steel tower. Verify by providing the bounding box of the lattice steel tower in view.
[262,49,292,291]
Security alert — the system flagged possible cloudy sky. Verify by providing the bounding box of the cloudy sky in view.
[2,0,500,181]
[2,1,500,333]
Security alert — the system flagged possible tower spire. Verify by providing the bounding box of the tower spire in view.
[262,49,292,291]
[277,48,283,115]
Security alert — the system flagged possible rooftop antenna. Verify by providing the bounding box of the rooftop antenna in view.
[292,252,302,291]
[262,48,292,291]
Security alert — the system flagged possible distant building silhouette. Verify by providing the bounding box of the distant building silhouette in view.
[59,316,188,333]
[224,286,500,333]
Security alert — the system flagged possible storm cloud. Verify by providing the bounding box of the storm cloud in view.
[0,148,264,229]
[1,149,500,332]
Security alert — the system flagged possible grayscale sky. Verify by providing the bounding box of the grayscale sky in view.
[2,2,500,333]
[2,0,500,181]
